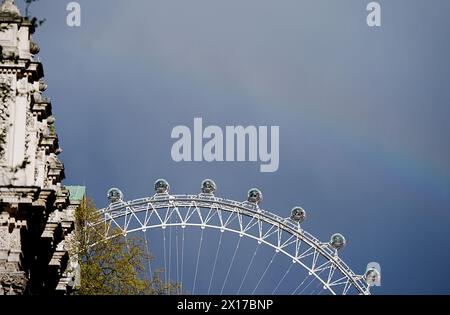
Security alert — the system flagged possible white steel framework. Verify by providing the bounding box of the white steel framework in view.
[93,182,377,295]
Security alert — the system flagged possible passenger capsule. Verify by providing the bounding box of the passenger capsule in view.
[364,267,381,286]
[154,179,170,194]
[201,179,216,194]
[247,188,262,204]
[330,233,346,250]
[290,207,306,223]
[107,188,123,203]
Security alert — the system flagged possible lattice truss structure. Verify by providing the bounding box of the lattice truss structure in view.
[94,180,380,295]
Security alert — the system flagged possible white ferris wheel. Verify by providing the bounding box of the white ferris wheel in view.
[96,179,380,295]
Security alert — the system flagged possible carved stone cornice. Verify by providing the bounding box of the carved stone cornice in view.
[31,93,52,120]
[0,61,41,76]
[54,186,70,210]
[39,133,59,155]
[41,221,60,241]
[31,188,55,209]
[0,187,39,205]
[0,211,26,229]
[49,240,68,268]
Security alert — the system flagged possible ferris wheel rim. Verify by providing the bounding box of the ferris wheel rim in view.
[96,193,371,295]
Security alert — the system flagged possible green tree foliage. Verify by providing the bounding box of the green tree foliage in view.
[70,198,180,295]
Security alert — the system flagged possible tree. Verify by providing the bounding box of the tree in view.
[69,198,180,295]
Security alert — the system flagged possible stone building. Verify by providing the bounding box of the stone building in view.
[0,0,78,295]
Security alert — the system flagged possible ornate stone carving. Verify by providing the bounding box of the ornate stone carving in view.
[0,76,12,162]
[26,111,34,129]
[17,77,32,97]
[39,80,47,92]
[30,41,40,55]
[9,228,20,249]
[0,272,27,295]
[0,0,20,16]
[0,228,9,249]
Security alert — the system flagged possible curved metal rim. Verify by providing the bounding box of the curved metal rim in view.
[97,194,370,295]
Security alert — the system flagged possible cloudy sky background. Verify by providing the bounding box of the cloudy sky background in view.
[20,0,450,294]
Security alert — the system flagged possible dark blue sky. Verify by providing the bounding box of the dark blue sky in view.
[23,0,450,294]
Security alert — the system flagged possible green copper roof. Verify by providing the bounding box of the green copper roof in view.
[66,186,86,202]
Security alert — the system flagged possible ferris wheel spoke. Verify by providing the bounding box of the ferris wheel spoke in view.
[220,236,242,295]
[192,229,205,294]
[208,232,224,295]
[291,271,311,295]
[271,261,293,295]
[163,228,168,294]
[180,227,185,294]
[295,277,315,295]
[237,243,260,294]
[175,225,179,293]
[298,268,326,295]
[252,251,277,295]
[124,233,130,252]
[309,277,324,295]
[143,231,153,283]
[316,286,325,295]
[297,275,316,295]
[168,224,172,288]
